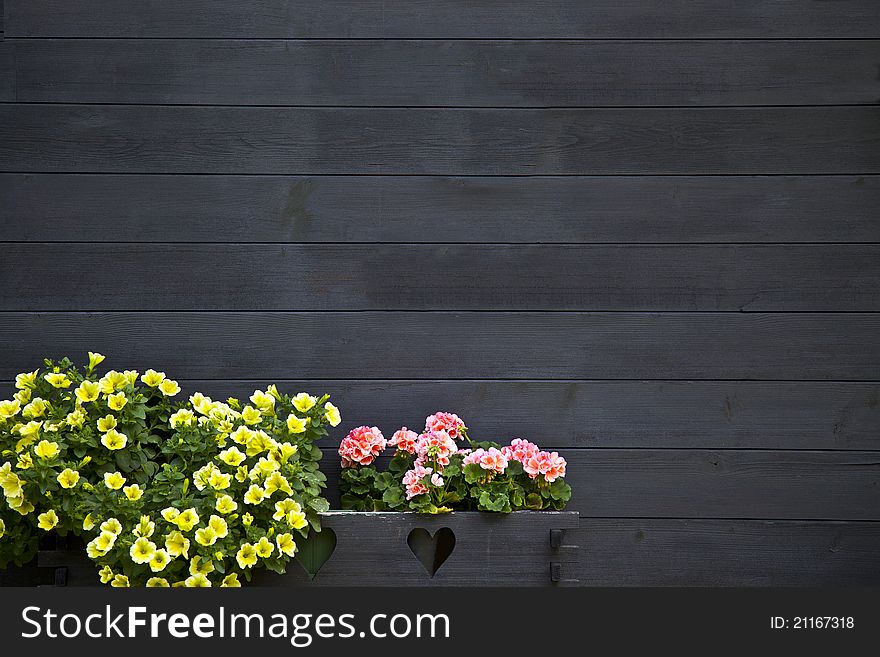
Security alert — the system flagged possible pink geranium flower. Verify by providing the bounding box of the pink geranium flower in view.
[338,425,386,468]
[502,438,541,464]
[388,427,419,455]
[523,451,567,483]
[462,447,508,474]
[415,430,458,467]
[402,463,434,499]
[424,411,466,440]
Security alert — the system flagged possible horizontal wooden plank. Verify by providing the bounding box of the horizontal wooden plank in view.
[0,312,877,380]
[578,519,880,585]
[6,1,879,38]
[2,379,876,450]
[9,39,880,106]
[0,42,12,101]
[2,106,878,175]
[4,174,879,244]
[2,244,877,312]
[317,450,880,520]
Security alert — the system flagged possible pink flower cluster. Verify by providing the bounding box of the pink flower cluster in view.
[403,463,443,500]
[415,430,458,467]
[424,411,466,439]
[338,425,386,468]
[523,451,567,483]
[462,447,509,474]
[388,427,419,454]
[501,438,540,464]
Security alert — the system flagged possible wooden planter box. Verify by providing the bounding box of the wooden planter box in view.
[25,511,579,587]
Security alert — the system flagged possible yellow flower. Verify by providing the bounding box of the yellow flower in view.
[264,472,293,496]
[14,388,32,405]
[195,526,218,547]
[236,543,258,569]
[230,425,253,445]
[18,420,42,439]
[188,556,215,576]
[97,415,117,432]
[99,565,114,584]
[161,507,181,522]
[208,470,231,490]
[15,452,33,470]
[88,352,106,371]
[101,518,123,535]
[130,537,157,564]
[57,468,80,489]
[278,442,298,463]
[44,372,72,389]
[98,371,127,394]
[218,446,246,467]
[103,472,126,490]
[141,369,166,387]
[23,398,49,419]
[242,513,253,527]
[292,392,317,413]
[149,549,171,573]
[170,409,195,428]
[82,513,96,531]
[241,405,262,425]
[249,390,276,414]
[255,536,274,559]
[146,577,170,587]
[159,379,181,397]
[37,510,59,531]
[174,508,200,532]
[324,402,341,427]
[134,515,155,538]
[75,380,100,403]
[8,495,35,515]
[15,369,39,390]
[123,484,144,501]
[65,409,86,428]
[235,465,249,483]
[208,515,229,539]
[288,510,307,530]
[276,533,297,557]
[243,485,265,505]
[220,573,241,587]
[286,414,307,434]
[184,573,211,588]
[34,440,60,460]
[0,518,6,539]
[0,469,24,498]
[110,574,130,588]
[101,429,128,450]
[0,399,21,419]
[165,531,190,558]
[273,498,302,522]
[107,392,128,411]
[215,495,237,514]
[123,370,139,386]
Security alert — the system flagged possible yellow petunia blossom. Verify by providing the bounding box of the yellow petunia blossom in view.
[101,429,128,450]
[235,465,250,483]
[288,510,308,530]
[97,415,117,432]
[236,543,258,569]
[286,414,307,434]
[158,379,181,397]
[14,388,32,405]
[110,574,130,588]
[65,409,86,428]
[101,518,123,535]
[208,515,229,539]
[88,352,106,371]
[1,468,24,498]
[184,574,211,588]
[99,566,114,584]
[264,472,293,496]
[44,372,72,389]
[174,508,200,532]
[146,577,170,587]
[134,515,155,537]
[220,573,241,587]
[208,470,231,490]
[277,442,298,463]
[276,533,297,557]
[149,549,171,573]
[123,370,139,386]
[0,518,5,539]
[94,531,118,554]
[104,472,126,490]
[255,536,274,559]
[165,531,190,558]
[18,420,42,439]
[98,371,127,394]
[82,513,96,531]
[8,495,35,515]
[215,495,237,514]
[273,498,302,522]
[324,402,341,427]
[34,440,60,460]
[241,405,262,425]
[243,484,265,505]
[170,409,195,428]
[107,392,128,411]
[123,484,144,501]
[218,446,246,467]
[161,507,181,522]
[140,369,166,387]
[195,526,218,546]
[15,369,39,390]
[189,556,215,576]
[16,452,33,470]
[57,468,80,489]
[249,390,276,414]
[23,398,49,419]
[37,510,59,531]
[75,380,101,403]
[230,425,253,445]
[130,537,157,564]
[0,399,21,419]
[242,512,254,527]
[292,392,317,413]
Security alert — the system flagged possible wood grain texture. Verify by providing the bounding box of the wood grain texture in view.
[2,244,877,311]
[0,42,12,101]
[5,174,880,244]
[3,106,879,175]
[316,450,880,520]
[0,312,878,381]
[0,379,876,450]
[6,0,879,38]
[9,39,880,106]
[578,519,880,586]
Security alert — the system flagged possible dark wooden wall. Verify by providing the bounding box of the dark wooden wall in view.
[2,1,879,586]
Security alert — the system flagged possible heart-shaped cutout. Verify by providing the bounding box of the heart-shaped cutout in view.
[295,528,337,580]
[407,527,455,577]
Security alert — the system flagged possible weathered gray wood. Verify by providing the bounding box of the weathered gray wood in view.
[9,39,880,107]
[0,42,12,101]
[3,174,880,244]
[578,519,880,586]
[3,106,878,174]
[0,312,877,380]
[2,244,877,312]
[6,1,879,38]
[318,450,880,520]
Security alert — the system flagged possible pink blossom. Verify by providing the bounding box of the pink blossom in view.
[462,447,508,474]
[338,425,386,468]
[502,438,541,464]
[388,427,419,455]
[462,448,483,466]
[415,430,458,467]
[402,463,433,500]
[430,473,444,487]
[523,451,567,483]
[424,411,466,440]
